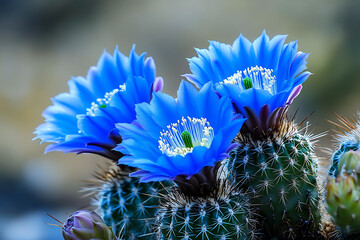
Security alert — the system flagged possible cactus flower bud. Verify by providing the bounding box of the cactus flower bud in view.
[326,174,360,235]
[339,150,360,175]
[62,210,116,240]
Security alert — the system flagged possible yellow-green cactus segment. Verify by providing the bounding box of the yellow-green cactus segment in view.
[339,150,360,183]
[326,174,360,235]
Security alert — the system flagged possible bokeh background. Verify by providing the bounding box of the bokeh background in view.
[0,0,359,239]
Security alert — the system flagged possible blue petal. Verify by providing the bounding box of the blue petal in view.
[294,71,311,86]
[187,48,216,87]
[208,41,235,80]
[290,52,310,79]
[138,92,180,132]
[117,123,161,160]
[253,30,271,66]
[77,115,114,143]
[138,174,172,183]
[232,34,254,69]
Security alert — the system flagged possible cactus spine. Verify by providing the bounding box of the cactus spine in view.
[155,187,257,240]
[157,193,253,240]
[228,108,322,239]
[154,165,258,240]
[86,166,170,240]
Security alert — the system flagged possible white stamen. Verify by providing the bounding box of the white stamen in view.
[158,117,214,157]
[220,66,277,94]
[86,83,127,116]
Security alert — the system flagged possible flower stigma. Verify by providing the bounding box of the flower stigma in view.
[242,77,253,90]
[181,131,193,148]
[221,66,277,94]
[158,117,214,157]
[86,83,126,116]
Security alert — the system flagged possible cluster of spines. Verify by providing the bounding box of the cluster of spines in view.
[155,189,258,240]
[83,166,170,240]
[228,120,322,239]
[329,113,360,177]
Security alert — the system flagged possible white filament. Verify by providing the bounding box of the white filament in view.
[158,117,214,157]
[86,83,127,116]
[221,66,277,94]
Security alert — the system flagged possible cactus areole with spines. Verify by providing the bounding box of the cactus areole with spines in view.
[228,112,322,239]
[155,181,258,240]
[86,166,171,240]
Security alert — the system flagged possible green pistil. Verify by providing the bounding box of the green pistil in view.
[243,77,253,89]
[181,131,193,148]
[99,104,107,108]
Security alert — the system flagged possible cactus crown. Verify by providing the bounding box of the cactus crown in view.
[172,171,239,205]
[236,106,300,143]
[174,163,224,199]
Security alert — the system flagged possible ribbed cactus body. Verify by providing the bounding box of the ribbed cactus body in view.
[91,167,170,240]
[155,192,256,240]
[229,133,321,238]
[101,178,167,239]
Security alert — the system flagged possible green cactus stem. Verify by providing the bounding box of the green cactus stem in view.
[228,110,322,239]
[155,186,258,239]
[326,174,360,238]
[84,166,171,240]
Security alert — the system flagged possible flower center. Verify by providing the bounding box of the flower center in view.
[86,83,126,116]
[221,66,277,94]
[158,117,214,157]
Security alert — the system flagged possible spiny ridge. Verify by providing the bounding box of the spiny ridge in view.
[82,164,171,240]
[228,117,322,239]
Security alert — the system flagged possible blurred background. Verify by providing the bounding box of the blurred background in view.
[0,0,359,239]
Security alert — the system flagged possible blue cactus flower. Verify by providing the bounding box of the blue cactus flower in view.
[115,81,246,182]
[34,46,163,160]
[185,30,310,118]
